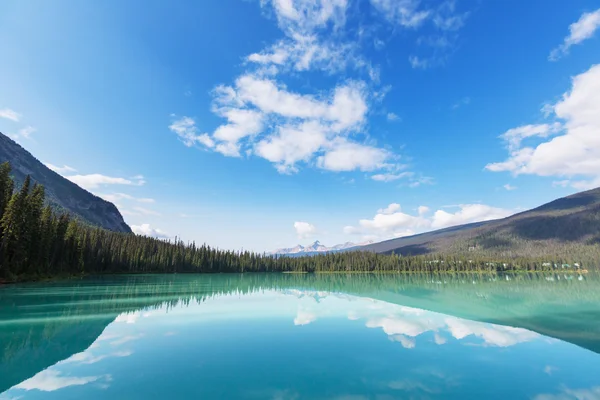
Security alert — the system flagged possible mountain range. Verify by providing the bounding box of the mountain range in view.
[270,240,374,256]
[360,186,600,259]
[269,187,600,261]
[0,132,131,232]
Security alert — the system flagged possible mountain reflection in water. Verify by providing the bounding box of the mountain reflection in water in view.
[1,272,600,399]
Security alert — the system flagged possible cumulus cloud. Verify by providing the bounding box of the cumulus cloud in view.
[378,203,401,214]
[170,0,433,181]
[131,224,170,239]
[294,221,317,239]
[176,74,400,174]
[0,107,21,122]
[431,204,512,229]
[549,8,600,61]
[503,184,517,191]
[66,174,145,191]
[486,64,600,190]
[344,202,513,239]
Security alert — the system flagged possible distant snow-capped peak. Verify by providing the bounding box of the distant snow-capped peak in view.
[270,240,371,255]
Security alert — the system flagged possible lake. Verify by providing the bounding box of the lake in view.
[1,273,600,399]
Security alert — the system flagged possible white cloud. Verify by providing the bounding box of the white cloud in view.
[378,203,401,214]
[294,310,317,325]
[99,193,155,204]
[344,202,513,240]
[255,121,328,173]
[451,97,471,110]
[503,184,517,191]
[534,386,600,400]
[433,1,469,31]
[9,126,36,141]
[191,76,397,173]
[131,224,170,239]
[357,206,429,236]
[431,204,512,229]
[408,55,430,69]
[15,370,110,392]
[371,172,412,182]
[433,332,447,345]
[294,221,317,239]
[0,108,21,122]
[549,8,600,61]
[317,138,391,172]
[171,0,429,181]
[268,0,348,34]
[369,0,431,28]
[66,174,145,190]
[45,163,77,174]
[132,206,161,216]
[386,112,400,121]
[486,64,600,190]
[169,116,214,148]
[445,318,538,347]
[389,334,416,349]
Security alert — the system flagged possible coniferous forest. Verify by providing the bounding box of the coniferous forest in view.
[0,162,593,282]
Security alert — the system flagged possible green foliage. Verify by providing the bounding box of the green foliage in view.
[0,162,594,282]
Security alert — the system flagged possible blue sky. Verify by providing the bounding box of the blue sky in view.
[1,0,599,252]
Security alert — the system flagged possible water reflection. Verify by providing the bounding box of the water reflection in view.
[1,273,600,399]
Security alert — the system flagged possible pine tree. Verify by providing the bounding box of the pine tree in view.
[0,175,31,274]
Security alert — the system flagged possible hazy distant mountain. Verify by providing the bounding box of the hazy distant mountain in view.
[361,186,600,258]
[0,132,131,232]
[271,240,374,256]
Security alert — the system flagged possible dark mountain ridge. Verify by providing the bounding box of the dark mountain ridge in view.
[0,132,131,232]
[363,187,600,259]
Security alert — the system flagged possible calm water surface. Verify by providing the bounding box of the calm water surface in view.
[1,273,600,399]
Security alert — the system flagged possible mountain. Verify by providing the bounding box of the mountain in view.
[0,132,131,232]
[271,240,374,256]
[362,186,600,259]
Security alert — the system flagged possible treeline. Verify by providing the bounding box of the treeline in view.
[0,162,591,282]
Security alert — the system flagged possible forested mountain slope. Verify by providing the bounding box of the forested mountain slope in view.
[0,133,130,232]
[363,187,600,259]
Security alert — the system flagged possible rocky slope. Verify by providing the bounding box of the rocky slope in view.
[0,132,131,232]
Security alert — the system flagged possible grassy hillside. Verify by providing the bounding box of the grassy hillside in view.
[362,187,600,262]
[0,133,131,232]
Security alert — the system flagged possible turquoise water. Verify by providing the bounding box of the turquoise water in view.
[1,273,600,399]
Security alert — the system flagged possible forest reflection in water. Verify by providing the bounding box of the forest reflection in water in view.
[1,272,600,399]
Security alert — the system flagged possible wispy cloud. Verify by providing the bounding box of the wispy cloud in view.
[451,97,470,110]
[132,206,161,216]
[45,163,77,174]
[549,8,600,61]
[66,174,145,190]
[387,112,400,121]
[0,108,21,122]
